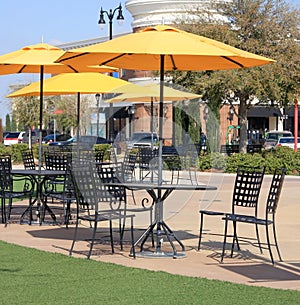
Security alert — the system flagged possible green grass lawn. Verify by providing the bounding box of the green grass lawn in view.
[0,240,299,305]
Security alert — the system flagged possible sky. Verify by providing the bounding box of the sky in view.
[0,0,133,122]
[0,0,299,123]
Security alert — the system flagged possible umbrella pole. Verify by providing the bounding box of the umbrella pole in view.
[158,55,165,185]
[38,65,44,172]
[77,92,80,139]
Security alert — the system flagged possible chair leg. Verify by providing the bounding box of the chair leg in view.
[265,223,274,264]
[69,218,80,256]
[221,218,229,262]
[88,220,98,259]
[109,219,115,254]
[255,223,263,254]
[130,216,136,258]
[231,221,240,257]
[198,212,204,251]
[272,221,282,262]
[1,198,5,223]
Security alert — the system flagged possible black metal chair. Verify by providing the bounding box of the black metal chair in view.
[0,155,34,224]
[221,168,286,264]
[103,150,154,244]
[42,152,73,225]
[70,163,135,259]
[198,166,266,251]
[138,147,159,181]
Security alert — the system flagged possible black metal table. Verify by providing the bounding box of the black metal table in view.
[110,182,217,258]
[11,169,65,224]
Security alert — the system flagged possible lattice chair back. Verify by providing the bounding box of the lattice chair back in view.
[232,166,265,215]
[44,152,72,171]
[72,163,124,213]
[0,155,12,191]
[266,168,286,216]
[120,149,138,182]
[21,149,36,170]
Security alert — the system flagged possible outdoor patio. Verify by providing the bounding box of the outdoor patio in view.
[0,170,299,291]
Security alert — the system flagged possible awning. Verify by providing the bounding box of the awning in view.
[247,107,282,117]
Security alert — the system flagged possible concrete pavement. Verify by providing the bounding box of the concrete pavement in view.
[0,170,299,290]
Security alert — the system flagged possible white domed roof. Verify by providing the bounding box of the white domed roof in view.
[125,0,224,29]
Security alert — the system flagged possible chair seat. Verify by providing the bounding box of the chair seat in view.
[80,211,135,222]
[200,210,225,216]
[223,213,272,226]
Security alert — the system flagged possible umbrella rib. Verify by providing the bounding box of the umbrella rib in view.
[57,52,89,63]
[67,65,78,73]
[222,56,245,68]
[19,65,27,73]
[169,55,177,70]
[101,54,128,66]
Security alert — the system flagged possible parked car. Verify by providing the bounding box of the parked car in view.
[23,129,48,145]
[3,131,25,146]
[126,132,159,149]
[47,134,73,146]
[275,137,300,149]
[42,133,61,144]
[263,130,293,150]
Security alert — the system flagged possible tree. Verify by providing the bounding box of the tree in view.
[5,114,11,131]
[174,0,300,152]
[11,94,40,130]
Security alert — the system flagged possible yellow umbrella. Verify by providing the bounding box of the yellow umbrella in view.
[57,25,274,71]
[57,25,275,136]
[56,24,275,184]
[7,72,132,97]
[0,43,117,166]
[104,84,201,103]
[7,72,142,137]
[104,83,201,135]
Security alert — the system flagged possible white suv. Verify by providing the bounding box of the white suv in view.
[3,131,25,146]
[263,130,293,150]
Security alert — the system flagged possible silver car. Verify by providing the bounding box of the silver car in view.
[126,132,159,149]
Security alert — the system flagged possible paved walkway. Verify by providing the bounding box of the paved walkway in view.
[0,171,299,290]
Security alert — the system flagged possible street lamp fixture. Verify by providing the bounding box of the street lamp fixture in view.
[98,3,124,143]
[98,3,124,39]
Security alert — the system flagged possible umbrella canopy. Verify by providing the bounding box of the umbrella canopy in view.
[7,72,142,139]
[104,83,201,136]
[57,25,275,71]
[0,43,104,75]
[7,72,132,97]
[104,83,201,103]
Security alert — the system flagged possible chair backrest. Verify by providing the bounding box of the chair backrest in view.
[232,166,265,215]
[139,147,159,167]
[95,150,105,163]
[266,168,286,216]
[0,155,12,190]
[21,150,36,170]
[72,163,123,213]
[44,152,72,171]
[121,149,138,181]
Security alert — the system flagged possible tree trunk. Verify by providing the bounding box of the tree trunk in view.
[238,98,249,153]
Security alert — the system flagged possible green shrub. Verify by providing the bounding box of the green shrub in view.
[225,153,266,173]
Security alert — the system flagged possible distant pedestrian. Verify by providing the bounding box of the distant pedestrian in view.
[200,132,207,153]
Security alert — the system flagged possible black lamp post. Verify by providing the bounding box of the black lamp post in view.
[128,105,135,138]
[98,4,124,144]
[95,93,101,137]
